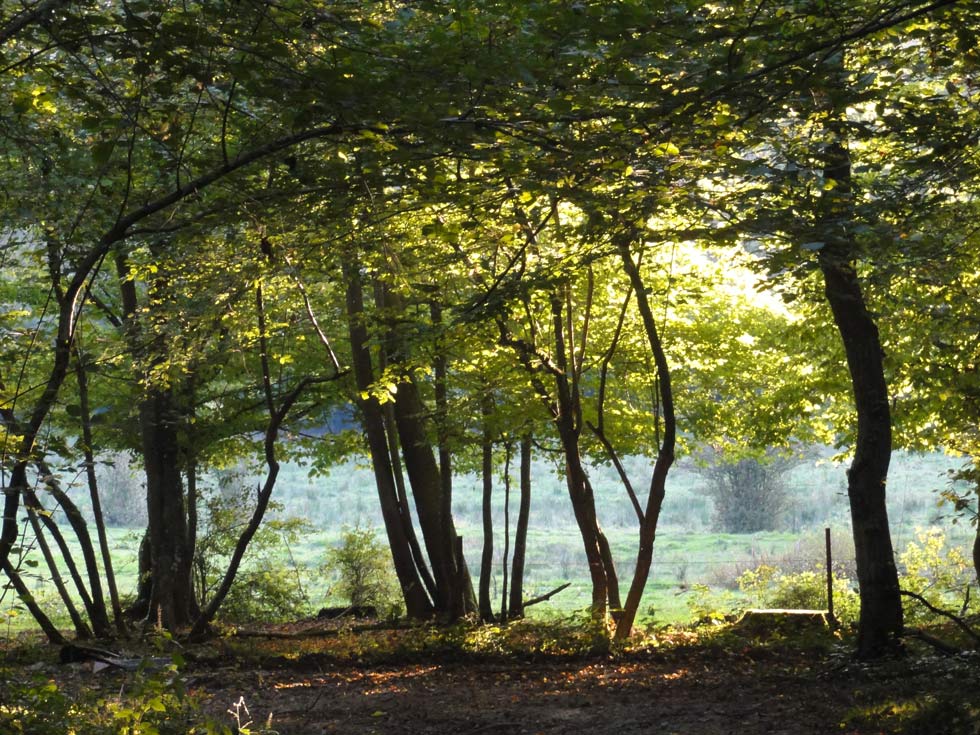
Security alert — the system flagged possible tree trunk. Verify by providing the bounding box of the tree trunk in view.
[479,394,495,622]
[431,302,467,621]
[614,243,675,640]
[817,139,903,658]
[22,498,91,639]
[343,258,434,619]
[35,459,113,637]
[1,558,66,645]
[550,293,613,620]
[973,508,979,589]
[381,285,476,617]
[508,434,532,618]
[114,253,197,630]
[75,352,126,634]
[500,440,512,621]
[558,422,610,618]
[190,286,320,639]
[141,387,196,629]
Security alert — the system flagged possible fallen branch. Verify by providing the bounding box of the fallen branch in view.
[899,589,980,645]
[903,629,960,656]
[522,582,571,609]
[230,621,412,639]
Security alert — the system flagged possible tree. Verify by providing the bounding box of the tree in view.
[696,449,797,533]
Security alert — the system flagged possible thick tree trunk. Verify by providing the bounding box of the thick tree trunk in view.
[816,136,903,658]
[382,401,439,603]
[114,253,196,630]
[392,379,476,615]
[508,434,532,618]
[343,259,434,619]
[141,388,196,629]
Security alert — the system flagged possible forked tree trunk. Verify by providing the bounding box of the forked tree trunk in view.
[381,285,476,618]
[557,422,610,618]
[343,258,434,619]
[614,243,675,640]
[115,253,197,630]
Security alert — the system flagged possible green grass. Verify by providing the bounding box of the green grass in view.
[2,450,975,632]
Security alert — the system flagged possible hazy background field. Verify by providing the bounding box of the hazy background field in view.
[3,449,974,628]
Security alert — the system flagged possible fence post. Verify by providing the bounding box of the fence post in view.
[825,527,838,629]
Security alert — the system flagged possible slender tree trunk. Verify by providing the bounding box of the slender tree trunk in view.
[817,137,902,658]
[973,509,979,589]
[22,500,91,638]
[1,558,66,645]
[190,286,323,639]
[509,434,532,618]
[558,423,609,619]
[500,440,512,621]
[479,394,495,621]
[35,460,113,637]
[74,353,126,634]
[431,302,467,620]
[343,258,434,619]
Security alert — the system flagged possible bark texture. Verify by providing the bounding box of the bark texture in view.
[818,138,903,657]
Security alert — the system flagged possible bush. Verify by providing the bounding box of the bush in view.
[0,660,221,735]
[324,526,400,616]
[899,527,977,625]
[737,563,860,624]
[194,487,313,623]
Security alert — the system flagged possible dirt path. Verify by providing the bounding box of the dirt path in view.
[8,625,978,734]
[191,649,861,734]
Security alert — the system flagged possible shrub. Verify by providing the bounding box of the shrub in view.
[0,660,222,735]
[194,487,313,623]
[737,563,860,624]
[323,526,400,616]
[899,527,977,625]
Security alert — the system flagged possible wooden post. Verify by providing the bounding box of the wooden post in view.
[825,527,838,628]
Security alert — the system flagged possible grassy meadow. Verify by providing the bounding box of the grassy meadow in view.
[2,449,975,630]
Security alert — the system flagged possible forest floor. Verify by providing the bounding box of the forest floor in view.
[3,618,980,734]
